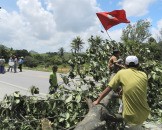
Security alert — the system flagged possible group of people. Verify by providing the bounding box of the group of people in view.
[0,56,24,74]
[8,56,24,73]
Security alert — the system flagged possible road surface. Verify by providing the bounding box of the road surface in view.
[0,69,64,100]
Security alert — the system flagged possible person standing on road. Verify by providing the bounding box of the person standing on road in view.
[0,56,3,74]
[0,56,5,74]
[8,56,14,72]
[93,56,150,130]
[13,56,18,73]
[18,57,24,72]
[49,65,58,94]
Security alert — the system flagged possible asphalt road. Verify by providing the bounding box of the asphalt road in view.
[0,69,64,100]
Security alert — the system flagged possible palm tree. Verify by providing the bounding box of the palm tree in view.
[58,47,65,63]
[58,47,64,57]
[71,36,84,54]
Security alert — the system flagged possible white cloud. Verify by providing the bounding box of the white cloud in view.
[109,29,123,42]
[157,19,162,29]
[46,0,99,32]
[0,0,102,53]
[17,0,56,40]
[118,0,156,17]
[151,19,162,41]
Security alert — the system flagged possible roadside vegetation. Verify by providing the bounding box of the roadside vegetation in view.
[0,20,162,129]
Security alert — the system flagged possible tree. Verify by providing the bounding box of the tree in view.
[31,53,45,65]
[121,20,151,44]
[71,36,84,54]
[24,56,39,68]
[0,44,10,61]
[46,52,58,56]
[148,37,157,43]
[144,37,162,60]
[58,47,65,63]
[58,47,64,57]
[8,47,14,56]
[14,49,30,58]
[70,36,162,129]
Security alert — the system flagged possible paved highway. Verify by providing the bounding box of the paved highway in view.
[0,69,63,100]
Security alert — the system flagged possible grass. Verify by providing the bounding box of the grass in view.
[23,65,70,74]
[5,63,89,74]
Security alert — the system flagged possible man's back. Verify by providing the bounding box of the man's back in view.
[109,68,150,125]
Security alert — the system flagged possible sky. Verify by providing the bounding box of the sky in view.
[0,0,162,53]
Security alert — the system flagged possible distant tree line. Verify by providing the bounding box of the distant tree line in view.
[0,36,85,68]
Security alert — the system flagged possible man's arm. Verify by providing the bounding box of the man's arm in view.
[113,57,125,68]
[49,79,52,85]
[114,62,125,68]
[93,87,112,105]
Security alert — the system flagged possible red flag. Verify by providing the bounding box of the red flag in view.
[96,9,130,30]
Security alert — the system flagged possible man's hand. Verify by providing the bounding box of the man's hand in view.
[93,100,99,105]
[121,65,126,68]
[93,87,112,106]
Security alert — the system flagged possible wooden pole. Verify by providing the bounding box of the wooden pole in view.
[106,31,113,41]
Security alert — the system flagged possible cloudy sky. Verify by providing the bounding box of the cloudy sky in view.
[0,0,161,53]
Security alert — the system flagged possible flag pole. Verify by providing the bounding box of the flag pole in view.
[106,30,112,41]
[101,29,113,41]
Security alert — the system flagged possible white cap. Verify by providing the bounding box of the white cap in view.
[125,56,138,65]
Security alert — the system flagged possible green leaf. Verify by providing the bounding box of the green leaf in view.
[148,74,151,79]
[65,112,70,120]
[13,91,20,97]
[152,73,156,80]
[155,67,162,73]
[66,122,70,128]
[59,118,64,122]
[160,88,162,94]
[75,94,81,103]
[15,99,20,104]
[65,95,73,103]
[71,112,77,121]
[52,102,56,110]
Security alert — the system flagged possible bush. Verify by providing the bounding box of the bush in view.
[24,56,39,68]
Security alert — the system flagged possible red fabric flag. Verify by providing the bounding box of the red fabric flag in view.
[96,9,130,30]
